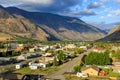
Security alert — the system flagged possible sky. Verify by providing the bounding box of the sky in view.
[0,0,120,30]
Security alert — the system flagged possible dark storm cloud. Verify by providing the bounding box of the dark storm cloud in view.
[15,0,83,13]
[0,0,97,17]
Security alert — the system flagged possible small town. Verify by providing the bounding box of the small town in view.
[0,41,120,80]
[0,0,120,80]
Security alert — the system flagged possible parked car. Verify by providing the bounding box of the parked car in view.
[76,72,88,78]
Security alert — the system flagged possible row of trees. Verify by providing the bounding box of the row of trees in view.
[85,52,111,65]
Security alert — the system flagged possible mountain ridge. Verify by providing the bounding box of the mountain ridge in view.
[0,5,105,41]
[99,24,120,41]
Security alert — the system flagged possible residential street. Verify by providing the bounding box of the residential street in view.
[47,48,93,80]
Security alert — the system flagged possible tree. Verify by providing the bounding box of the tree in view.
[53,57,59,66]
[47,61,52,67]
[75,48,84,54]
[73,62,84,72]
[56,50,66,63]
[85,52,111,65]
[12,50,19,56]
[112,50,120,59]
[69,53,76,58]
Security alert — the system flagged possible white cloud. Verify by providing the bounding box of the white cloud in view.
[87,21,120,30]
[116,0,120,3]
[87,2,104,9]
[4,0,54,5]
[113,10,120,16]
[107,14,113,17]
[100,16,105,19]
[100,0,108,2]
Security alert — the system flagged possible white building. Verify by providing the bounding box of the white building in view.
[29,64,40,70]
[65,44,76,49]
[44,52,54,57]
[29,48,36,52]
[29,62,34,66]
[80,46,87,50]
[17,54,28,60]
[16,64,23,69]
[39,46,49,51]
[40,62,48,68]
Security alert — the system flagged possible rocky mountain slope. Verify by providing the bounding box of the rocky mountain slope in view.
[99,24,120,41]
[0,6,49,41]
[0,5,105,41]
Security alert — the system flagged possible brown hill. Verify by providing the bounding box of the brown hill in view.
[0,5,105,41]
[0,6,49,41]
[99,24,120,41]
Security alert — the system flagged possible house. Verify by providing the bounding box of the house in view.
[16,44,25,51]
[81,65,99,76]
[111,46,120,51]
[29,48,36,52]
[16,64,23,69]
[93,48,105,53]
[65,44,76,49]
[39,62,48,68]
[29,64,40,70]
[112,62,120,67]
[111,62,120,73]
[10,43,19,49]
[44,52,54,57]
[79,46,87,50]
[39,46,49,51]
[17,54,28,60]
[29,62,34,66]
[39,57,54,63]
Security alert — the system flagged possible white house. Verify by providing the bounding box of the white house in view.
[80,46,87,50]
[29,64,40,70]
[65,44,76,49]
[29,62,34,66]
[40,62,48,68]
[16,64,23,69]
[39,57,54,63]
[17,54,28,60]
[39,46,49,51]
[44,52,54,57]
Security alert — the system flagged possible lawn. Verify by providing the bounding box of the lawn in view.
[14,66,60,75]
[64,74,109,80]
[108,72,120,77]
[0,66,14,73]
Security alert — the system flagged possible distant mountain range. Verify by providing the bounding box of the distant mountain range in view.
[0,5,105,41]
[99,24,120,41]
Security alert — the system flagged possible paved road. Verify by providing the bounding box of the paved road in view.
[47,48,93,80]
